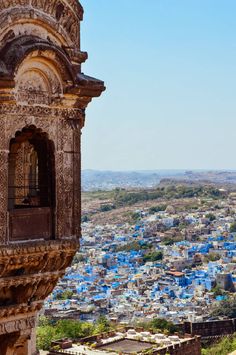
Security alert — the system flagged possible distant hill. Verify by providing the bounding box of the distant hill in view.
[82,169,164,190]
[81,169,236,191]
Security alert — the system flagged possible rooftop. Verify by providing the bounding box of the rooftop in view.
[49,328,198,355]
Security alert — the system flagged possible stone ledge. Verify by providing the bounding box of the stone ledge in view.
[0,238,78,281]
[0,270,65,288]
[0,314,36,335]
[0,238,79,256]
[0,301,43,319]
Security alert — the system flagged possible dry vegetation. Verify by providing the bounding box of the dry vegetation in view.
[81,185,227,225]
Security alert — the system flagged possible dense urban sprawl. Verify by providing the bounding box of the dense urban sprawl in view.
[44,186,236,327]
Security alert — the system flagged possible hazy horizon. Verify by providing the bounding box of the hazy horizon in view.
[82,168,236,173]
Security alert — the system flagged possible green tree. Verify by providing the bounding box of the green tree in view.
[151,318,178,334]
[72,253,86,264]
[163,236,182,246]
[81,215,90,223]
[131,212,141,222]
[205,213,216,221]
[116,241,151,252]
[55,290,74,300]
[143,251,163,263]
[38,316,51,327]
[94,316,111,334]
[211,285,224,297]
[37,325,57,351]
[55,319,90,339]
[201,335,236,355]
[230,222,236,233]
[37,319,95,350]
[211,296,236,319]
[100,204,116,212]
[136,318,178,335]
[204,253,221,262]
[149,205,167,214]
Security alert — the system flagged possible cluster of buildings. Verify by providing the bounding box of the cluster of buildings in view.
[44,202,236,325]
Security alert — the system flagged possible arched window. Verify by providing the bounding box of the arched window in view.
[8,126,55,241]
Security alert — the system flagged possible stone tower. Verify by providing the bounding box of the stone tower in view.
[0,1,105,354]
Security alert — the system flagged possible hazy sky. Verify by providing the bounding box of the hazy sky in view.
[81,0,236,171]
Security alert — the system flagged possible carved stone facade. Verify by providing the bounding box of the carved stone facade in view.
[0,1,105,353]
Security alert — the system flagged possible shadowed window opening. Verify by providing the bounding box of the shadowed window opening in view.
[8,125,55,241]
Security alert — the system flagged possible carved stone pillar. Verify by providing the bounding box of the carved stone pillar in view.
[0,150,8,243]
[8,152,16,210]
[55,151,65,238]
[72,127,81,238]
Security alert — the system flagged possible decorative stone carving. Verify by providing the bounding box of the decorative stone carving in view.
[0,0,83,45]
[0,104,84,121]
[0,150,8,244]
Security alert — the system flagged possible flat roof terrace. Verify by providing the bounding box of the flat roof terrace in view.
[98,339,154,353]
[48,328,201,354]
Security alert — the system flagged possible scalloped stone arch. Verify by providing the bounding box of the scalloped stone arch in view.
[0,17,74,47]
[13,46,74,84]
[15,56,64,105]
[5,116,57,151]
